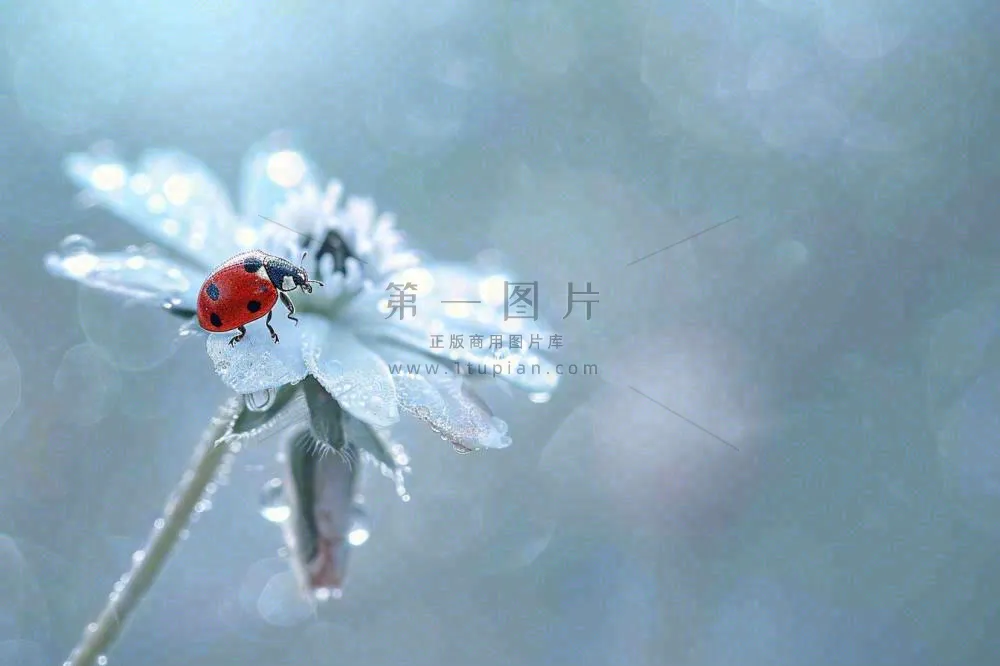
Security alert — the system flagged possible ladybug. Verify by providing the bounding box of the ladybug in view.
[197,250,323,346]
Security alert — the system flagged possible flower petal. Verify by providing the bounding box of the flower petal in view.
[378,344,512,450]
[239,132,323,223]
[44,243,202,309]
[65,148,247,269]
[206,312,320,394]
[280,429,359,596]
[302,322,400,428]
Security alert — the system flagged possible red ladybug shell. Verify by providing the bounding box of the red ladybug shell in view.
[197,251,280,333]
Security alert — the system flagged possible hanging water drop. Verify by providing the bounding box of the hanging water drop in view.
[528,391,551,404]
[96,656,108,666]
[245,388,277,412]
[59,234,96,255]
[347,504,371,547]
[314,587,342,602]
[259,478,290,522]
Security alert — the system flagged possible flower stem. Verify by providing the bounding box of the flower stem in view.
[64,397,245,666]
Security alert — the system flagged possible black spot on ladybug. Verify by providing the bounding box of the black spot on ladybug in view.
[210,312,223,328]
[243,256,263,273]
[247,300,262,313]
[206,282,221,301]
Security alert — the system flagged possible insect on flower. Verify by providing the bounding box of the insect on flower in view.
[46,132,564,666]
[197,249,324,346]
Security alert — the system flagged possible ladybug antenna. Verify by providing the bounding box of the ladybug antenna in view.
[258,214,312,241]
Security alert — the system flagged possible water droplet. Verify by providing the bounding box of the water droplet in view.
[87,623,98,633]
[314,587,342,602]
[153,518,165,530]
[59,234,95,255]
[132,550,145,564]
[179,529,190,540]
[347,504,371,547]
[245,388,277,412]
[528,391,551,404]
[194,499,212,513]
[97,656,108,666]
[259,478,290,522]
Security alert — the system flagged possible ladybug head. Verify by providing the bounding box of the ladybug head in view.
[288,252,324,294]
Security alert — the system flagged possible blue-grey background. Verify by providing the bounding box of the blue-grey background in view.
[1,0,999,664]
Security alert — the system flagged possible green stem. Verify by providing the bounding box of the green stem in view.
[65,397,245,666]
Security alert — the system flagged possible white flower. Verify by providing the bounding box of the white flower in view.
[46,132,561,593]
[48,130,559,445]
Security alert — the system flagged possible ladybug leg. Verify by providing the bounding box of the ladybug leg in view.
[280,292,299,326]
[228,326,247,347]
[265,310,279,343]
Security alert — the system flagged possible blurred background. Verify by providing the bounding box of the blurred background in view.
[1,0,999,664]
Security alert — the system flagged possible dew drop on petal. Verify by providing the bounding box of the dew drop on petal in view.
[259,478,290,523]
[244,388,277,412]
[58,234,96,255]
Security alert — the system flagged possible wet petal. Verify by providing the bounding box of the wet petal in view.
[280,429,359,597]
[378,344,512,450]
[302,322,399,428]
[45,242,201,309]
[239,132,323,223]
[65,147,243,269]
[206,311,320,394]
